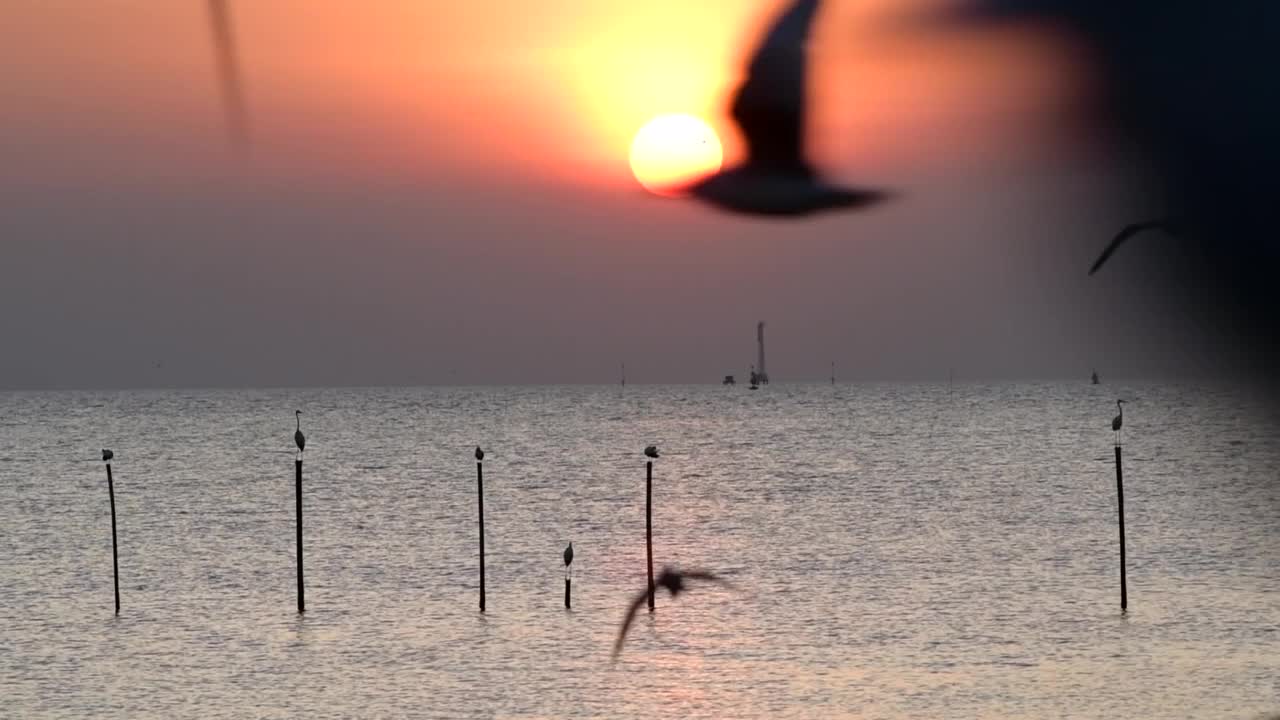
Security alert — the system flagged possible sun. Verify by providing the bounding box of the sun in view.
[629,114,724,197]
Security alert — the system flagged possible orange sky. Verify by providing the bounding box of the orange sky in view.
[4,1,1178,389]
[2,0,1083,191]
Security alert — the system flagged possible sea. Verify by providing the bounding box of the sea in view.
[2,382,1278,719]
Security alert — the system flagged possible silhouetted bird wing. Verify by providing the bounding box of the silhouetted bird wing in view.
[730,0,822,175]
[208,0,250,151]
[613,569,734,658]
[612,587,653,658]
[1089,220,1177,275]
[677,569,733,586]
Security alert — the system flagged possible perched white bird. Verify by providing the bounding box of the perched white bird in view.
[690,0,888,216]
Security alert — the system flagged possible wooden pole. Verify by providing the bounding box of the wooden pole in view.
[646,460,655,612]
[564,578,571,609]
[477,460,486,612]
[1115,445,1127,612]
[296,459,305,613]
[106,463,120,614]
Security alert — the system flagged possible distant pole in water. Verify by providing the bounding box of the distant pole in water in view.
[476,446,486,612]
[294,411,306,613]
[102,449,120,614]
[295,456,305,613]
[621,363,626,388]
[756,321,769,384]
[830,360,835,385]
[643,445,659,612]
[1115,443,1128,612]
[1111,401,1128,612]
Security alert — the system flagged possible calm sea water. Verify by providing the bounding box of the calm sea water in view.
[2,382,1278,719]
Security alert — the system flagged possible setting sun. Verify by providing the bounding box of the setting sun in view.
[629,114,723,196]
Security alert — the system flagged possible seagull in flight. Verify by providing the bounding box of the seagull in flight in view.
[612,567,733,658]
[690,0,889,216]
[207,0,250,151]
[1089,219,1181,275]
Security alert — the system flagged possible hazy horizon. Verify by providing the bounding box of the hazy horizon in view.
[2,370,1263,394]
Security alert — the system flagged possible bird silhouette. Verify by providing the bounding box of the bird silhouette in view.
[689,0,888,216]
[475,446,485,462]
[102,449,114,462]
[563,542,574,578]
[1111,399,1125,445]
[294,411,305,457]
[644,445,660,459]
[1089,220,1181,275]
[613,567,732,658]
[207,0,250,151]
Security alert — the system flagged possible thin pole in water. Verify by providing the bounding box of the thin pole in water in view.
[564,577,571,610]
[104,456,120,614]
[296,459,305,613]
[1114,444,1127,612]
[476,447,486,612]
[645,456,655,612]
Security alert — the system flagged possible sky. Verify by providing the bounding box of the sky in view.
[0,0,1215,389]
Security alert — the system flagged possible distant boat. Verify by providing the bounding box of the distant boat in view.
[1092,370,1100,385]
[723,375,736,385]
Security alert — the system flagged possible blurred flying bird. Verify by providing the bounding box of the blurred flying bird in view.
[1089,220,1180,275]
[690,0,889,216]
[613,567,732,658]
[949,0,1280,377]
[207,0,250,150]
